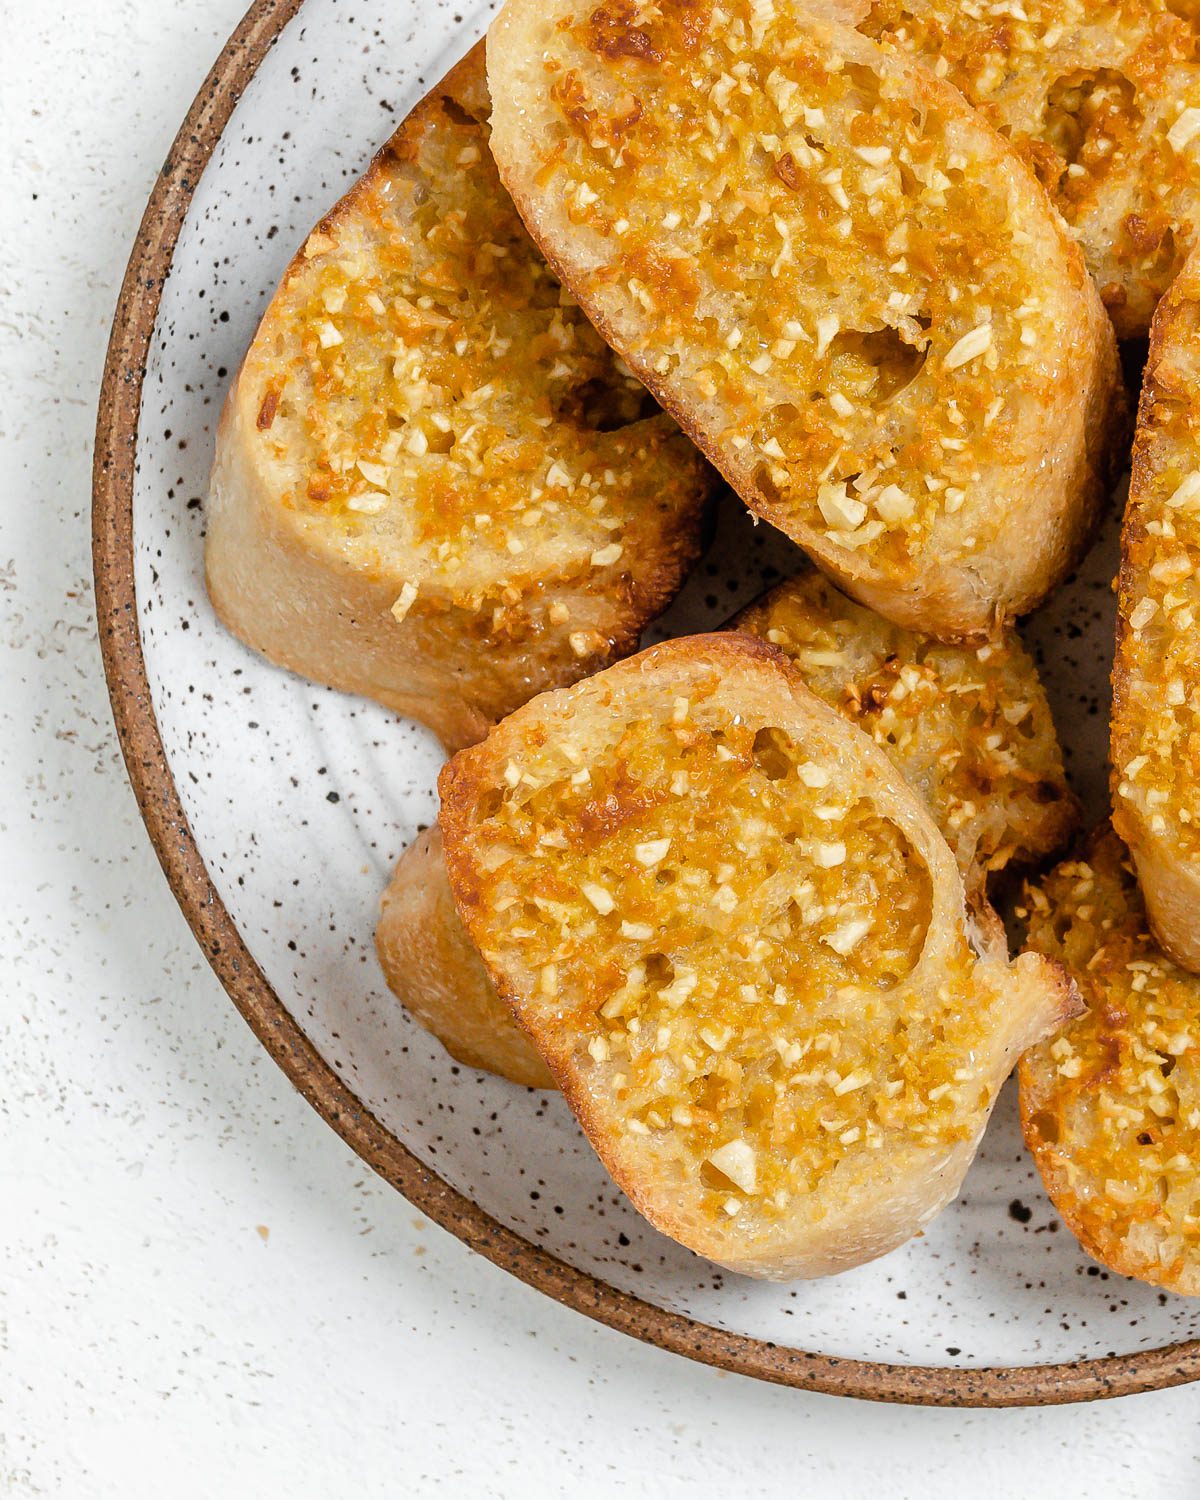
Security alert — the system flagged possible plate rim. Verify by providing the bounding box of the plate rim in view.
[91,0,1200,1407]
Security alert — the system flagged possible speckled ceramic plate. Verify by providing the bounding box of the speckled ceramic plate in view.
[94,0,1200,1405]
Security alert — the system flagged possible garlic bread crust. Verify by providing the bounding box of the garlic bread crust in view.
[735,571,1079,893]
[439,635,1077,1279]
[861,0,1200,338]
[1022,827,1200,1295]
[206,45,713,752]
[1112,250,1200,972]
[487,0,1122,641]
[376,826,555,1088]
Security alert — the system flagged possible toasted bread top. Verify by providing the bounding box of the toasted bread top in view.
[861,0,1200,336]
[234,44,709,611]
[440,634,1074,1271]
[487,0,1120,638]
[734,571,1078,890]
[1112,250,1200,883]
[1021,826,1200,1294]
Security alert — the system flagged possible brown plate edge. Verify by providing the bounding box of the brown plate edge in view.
[90,0,1200,1409]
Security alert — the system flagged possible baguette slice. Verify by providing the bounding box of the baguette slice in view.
[1022,826,1200,1294]
[486,0,1122,641]
[439,634,1078,1279]
[1112,249,1200,971]
[206,44,713,752]
[734,571,1079,894]
[378,569,1077,1086]
[377,825,555,1088]
[860,0,1200,337]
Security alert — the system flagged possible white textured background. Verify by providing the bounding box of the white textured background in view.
[2,0,1199,1493]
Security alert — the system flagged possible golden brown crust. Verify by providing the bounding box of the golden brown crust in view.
[860,0,1200,338]
[376,826,555,1088]
[1111,247,1200,970]
[487,0,1123,641]
[206,42,714,752]
[439,634,1075,1278]
[733,570,1079,893]
[1021,826,1200,1295]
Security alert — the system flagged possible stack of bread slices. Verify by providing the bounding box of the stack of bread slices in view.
[208,3,1200,1290]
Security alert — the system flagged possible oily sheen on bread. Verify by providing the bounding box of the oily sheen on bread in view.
[378,570,1077,1087]
[486,0,1123,641]
[734,571,1078,893]
[438,634,1078,1279]
[1112,249,1200,972]
[860,0,1200,337]
[206,44,713,752]
[1022,827,1200,1295]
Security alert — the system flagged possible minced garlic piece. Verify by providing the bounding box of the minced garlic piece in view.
[943,323,992,370]
[390,581,419,624]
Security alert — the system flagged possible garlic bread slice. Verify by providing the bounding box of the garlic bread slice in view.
[735,571,1079,893]
[438,634,1077,1278]
[861,0,1200,337]
[1022,826,1200,1294]
[486,0,1122,641]
[1112,249,1200,972]
[206,45,713,752]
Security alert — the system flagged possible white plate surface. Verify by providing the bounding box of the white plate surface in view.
[133,0,1200,1367]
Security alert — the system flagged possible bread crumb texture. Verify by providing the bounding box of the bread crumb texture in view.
[239,62,704,605]
[862,0,1200,336]
[1022,827,1200,1294]
[442,640,1033,1252]
[736,571,1078,889]
[1113,252,1200,870]
[490,0,1114,617]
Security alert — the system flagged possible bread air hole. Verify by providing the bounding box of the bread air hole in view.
[751,726,792,781]
[1029,1110,1061,1146]
[555,375,658,431]
[825,324,930,406]
[1042,69,1140,191]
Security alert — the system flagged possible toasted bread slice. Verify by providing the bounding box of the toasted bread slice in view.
[378,569,1077,1087]
[1112,250,1200,971]
[486,0,1122,642]
[205,45,713,752]
[1022,826,1200,1294]
[734,571,1079,893]
[377,825,555,1088]
[438,634,1077,1278]
[860,0,1200,338]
